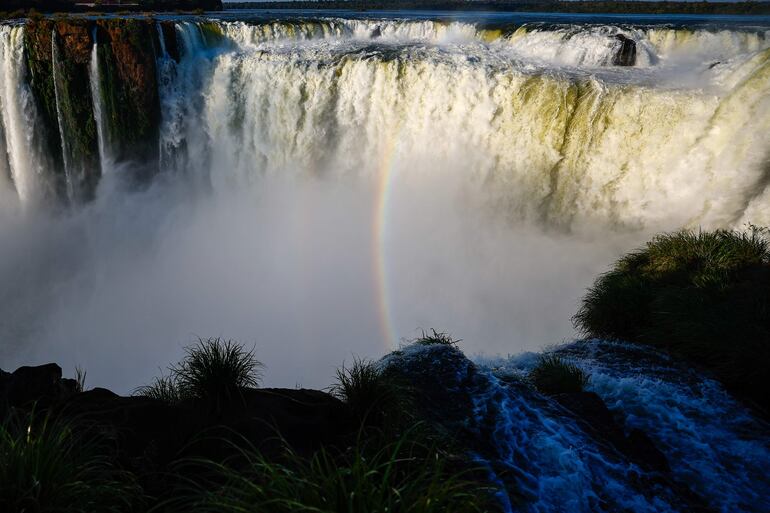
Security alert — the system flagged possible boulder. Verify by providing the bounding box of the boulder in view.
[613,34,636,67]
[553,391,669,473]
[0,363,78,408]
[159,21,181,62]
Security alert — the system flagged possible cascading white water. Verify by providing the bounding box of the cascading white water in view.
[0,17,768,228]
[150,17,770,231]
[0,94,11,197]
[89,28,111,173]
[50,29,74,202]
[0,24,49,206]
[472,339,770,512]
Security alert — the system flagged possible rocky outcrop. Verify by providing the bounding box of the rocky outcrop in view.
[95,18,161,171]
[0,363,78,409]
[159,21,181,62]
[25,19,104,202]
[24,19,67,199]
[613,33,637,66]
[1,361,352,501]
[53,20,101,201]
[552,391,669,473]
[23,17,162,200]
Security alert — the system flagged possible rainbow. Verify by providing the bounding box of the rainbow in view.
[372,136,400,351]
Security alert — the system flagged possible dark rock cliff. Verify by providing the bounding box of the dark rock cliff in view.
[22,17,162,201]
[94,18,160,172]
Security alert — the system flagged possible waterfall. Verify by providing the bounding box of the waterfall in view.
[89,27,110,173]
[156,22,168,59]
[0,17,769,225]
[0,91,11,195]
[153,19,770,230]
[157,21,214,176]
[0,24,48,206]
[50,29,73,202]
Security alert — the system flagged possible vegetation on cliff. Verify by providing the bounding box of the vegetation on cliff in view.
[19,16,162,197]
[94,17,160,170]
[1,338,499,512]
[574,226,770,412]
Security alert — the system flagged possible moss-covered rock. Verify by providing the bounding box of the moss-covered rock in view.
[159,20,180,62]
[23,16,165,197]
[24,18,66,198]
[95,18,160,172]
[52,19,100,201]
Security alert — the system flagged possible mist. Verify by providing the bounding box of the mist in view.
[0,161,643,393]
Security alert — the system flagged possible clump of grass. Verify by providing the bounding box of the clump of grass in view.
[173,429,494,513]
[0,410,142,512]
[75,366,87,393]
[414,329,460,347]
[529,355,590,395]
[134,374,182,404]
[574,227,770,409]
[331,358,410,429]
[174,338,262,402]
[135,338,263,407]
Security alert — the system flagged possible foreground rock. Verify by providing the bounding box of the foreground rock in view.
[613,34,636,66]
[0,363,78,408]
[0,362,353,500]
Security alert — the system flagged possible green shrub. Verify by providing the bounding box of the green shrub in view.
[172,429,495,513]
[529,355,590,395]
[135,338,262,407]
[0,411,142,512]
[331,358,410,429]
[574,227,770,408]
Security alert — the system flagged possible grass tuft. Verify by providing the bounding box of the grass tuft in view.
[529,355,590,395]
[75,366,87,393]
[173,338,262,402]
[134,374,183,404]
[414,329,461,347]
[331,358,410,429]
[134,338,263,407]
[172,428,494,513]
[574,227,770,409]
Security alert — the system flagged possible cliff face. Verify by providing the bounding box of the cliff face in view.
[24,19,67,199]
[22,17,161,201]
[95,18,160,171]
[53,20,100,201]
